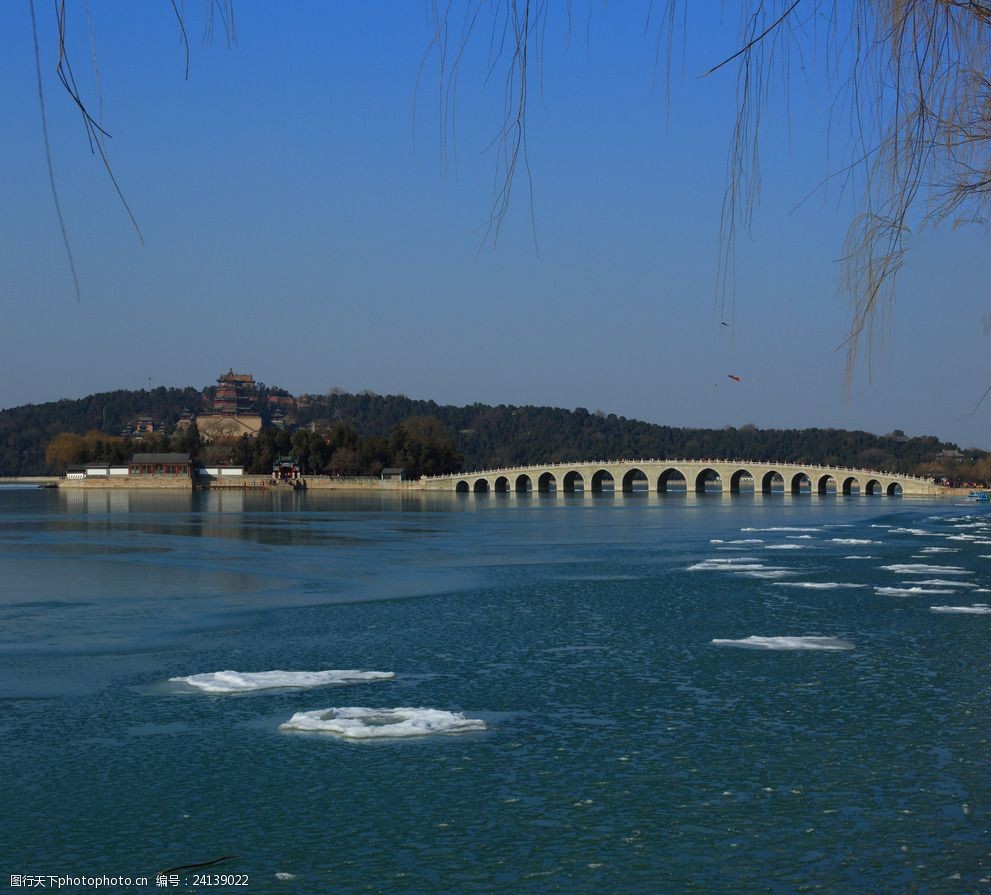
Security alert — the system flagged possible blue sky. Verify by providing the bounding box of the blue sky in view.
[3,2,989,448]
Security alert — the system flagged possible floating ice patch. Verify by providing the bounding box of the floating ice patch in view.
[687,558,763,571]
[915,579,979,588]
[888,528,931,536]
[880,564,972,575]
[711,636,853,651]
[764,544,808,550]
[773,582,867,590]
[786,535,814,540]
[687,557,794,578]
[710,538,764,544]
[930,604,991,614]
[741,527,822,533]
[844,555,875,560]
[918,547,959,554]
[171,670,395,693]
[875,586,958,597]
[279,706,486,739]
[830,538,879,545]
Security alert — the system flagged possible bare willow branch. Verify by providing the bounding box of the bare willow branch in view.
[30,0,80,302]
[703,0,991,380]
[35,0,238,299]
[427,0,547,249]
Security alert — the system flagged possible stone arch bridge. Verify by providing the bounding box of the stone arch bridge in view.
[423,459,939,497]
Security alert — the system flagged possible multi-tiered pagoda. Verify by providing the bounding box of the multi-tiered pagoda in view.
[196,369,264,441]
[213,369,257,416]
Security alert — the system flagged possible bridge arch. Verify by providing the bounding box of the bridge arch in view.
[730,469,755,493]
[695,468,722,493]
[622,468,649,493]
[430,460,931,497]
[761,471,784,493]
[657,468,687,492]
[562,470,585,492]
[591,469,615,492]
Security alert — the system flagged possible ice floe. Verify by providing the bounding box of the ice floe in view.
[879,564,972,575]
[772,582,867,589]
[710,636,853,651]
[918,547,959,554]
[741,527,822,533]
[914,579,979,588]
[279,706,486,738]
[171,670,395,693]
[874,586,959,597]
[687,557,794,577]
[687,558,762,571]
[764,544,809,550]
[844,555,875,560]
[830,538,879,545]
[930,604,991,614]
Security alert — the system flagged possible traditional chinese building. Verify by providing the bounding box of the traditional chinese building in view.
[213,369,257,416]
[197,369,264,442]
[272,455,300,481]
[128,453,192,477]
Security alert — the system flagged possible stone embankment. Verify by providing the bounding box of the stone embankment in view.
[46,475,421,491]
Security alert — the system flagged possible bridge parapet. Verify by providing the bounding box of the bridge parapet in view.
[422,459,939,496]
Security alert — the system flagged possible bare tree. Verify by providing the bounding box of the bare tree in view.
[35,2,991,380]
[29,0,235,300]
[427,1,991,375]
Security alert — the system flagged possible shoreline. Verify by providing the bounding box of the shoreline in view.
[0,477,978,498]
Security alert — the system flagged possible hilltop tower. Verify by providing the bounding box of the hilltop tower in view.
[214,369,257,416]
[196,369,264,441]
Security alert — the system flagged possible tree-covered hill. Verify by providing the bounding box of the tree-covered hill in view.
[0,388,202,475]
[296,393,962,475]
[0,386,982,478]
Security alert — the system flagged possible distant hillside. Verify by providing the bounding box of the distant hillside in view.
[0,386,979,477]
[295,392,960,475]
[0,388,202,475]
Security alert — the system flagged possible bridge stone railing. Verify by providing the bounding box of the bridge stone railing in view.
[422,459,939,496]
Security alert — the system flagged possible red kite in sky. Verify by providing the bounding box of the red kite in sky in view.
[727,374,742,382]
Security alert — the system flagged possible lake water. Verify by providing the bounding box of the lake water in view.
[2,488,990,893]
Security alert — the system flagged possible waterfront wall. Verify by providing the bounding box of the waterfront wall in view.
[54,475,424,491]
[58,476,194,490]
